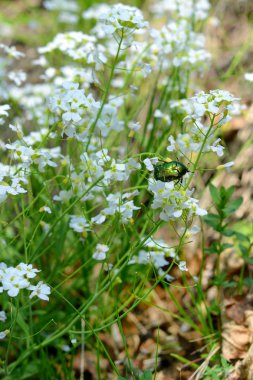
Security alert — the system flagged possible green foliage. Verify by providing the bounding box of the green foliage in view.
[118,370,152,380]
[204,184,243,245]
[203,356,233,379]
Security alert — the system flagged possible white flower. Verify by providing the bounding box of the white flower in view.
[0,104,10,117]
[143,157,158,171]
[91,213,106,225]
[128,121,141,131]
[245,73,253,82]
[0,311,7,322]
[179,261,188,272]
[62,345,71,352]
[62,108,82,123]
[151,0,210,20]
[0,44,24,59]
[2,268,30,297]
[69,215,91,233]
[92,244,109,260]
[29,281,51,301]
[9,123,24,137]
[158,268,175,282]
[8,71,27,86]
[210,139,224,157]
[53,190,73,203]
[39,206,52,214]
[16,263,40,278]
[0,330,8,340]
[33,147,61,172]
[99,4,148,35]
[217,161,234,172]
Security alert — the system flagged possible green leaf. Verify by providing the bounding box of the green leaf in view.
[205,242,219,255]
[223,281,237,288]
[209,183,221,206]
[243,278,253,286]
[221,229,235,237]
[239,244,248,258]
[221,185,234,202]
[245,257,253,265]
[223,197,243,216]
[139,370,152,380]
[203,214,221,230]
[221,243,233,250]
[218,186,235,209]
[233,231,250,242]
[226,186,236,199]
[16,311,30,337]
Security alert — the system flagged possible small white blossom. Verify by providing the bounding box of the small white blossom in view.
[91,213,106,225]
[8,71,27,86]
[143,157,158,172]
[29,281,51,301]
[39,206,52,214]
[179,261,188,272]
[0,330,8,340]
[0,104,10,117]
[69,215,91,233]
[100,4,148,35]
[0,44,24,59]
[0,311,7,322]
[245,73,253,82]
[92,244,109,260]
[128,121,141,131]
[16,263,40,278]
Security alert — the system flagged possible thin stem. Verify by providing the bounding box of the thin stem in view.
[85,32,124,151]
[184,115,216,189]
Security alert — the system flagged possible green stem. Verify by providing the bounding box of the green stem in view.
[184,115,216,189]
[30,175,104,262]
[5,299,19,375]
[85,32,124,151]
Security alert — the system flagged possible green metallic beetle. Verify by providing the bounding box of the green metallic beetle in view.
[154,160,189,184]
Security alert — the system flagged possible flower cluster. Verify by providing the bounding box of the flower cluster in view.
[100,3,148,36]
[0,43,24,59]
[48,81,99,138]
[129,237,189,281]
[44,0,80,24]
[148,180,207,222]
[92,191,140,225]
[167,90,240,159]
[0,263,50,300]
[48,82,131,141]
[151,0,210,21]
[0,122,61,203]
[39,32,106,70]
[52,149,141,206]
[150,20,211,70]
[186,90,240,122]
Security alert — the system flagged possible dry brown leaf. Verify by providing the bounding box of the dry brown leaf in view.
[225,297,247,324]
[155,371,175,380]
[222,323,253,360]
[139,338,157,355]
[245,311,253,330]
[73,351,108,377]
